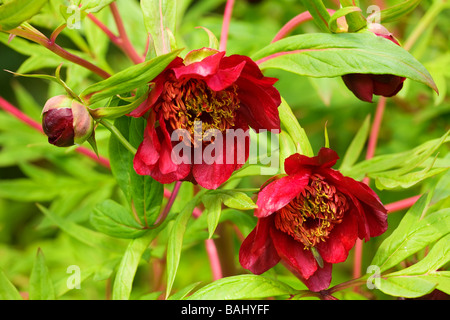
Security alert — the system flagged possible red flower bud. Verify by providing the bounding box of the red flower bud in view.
[42,95,94,147]
[342,23,406,102]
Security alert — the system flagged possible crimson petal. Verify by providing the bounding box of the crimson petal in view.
[255,170,310,218]
[270,227,318,280]
[239,217,280,274]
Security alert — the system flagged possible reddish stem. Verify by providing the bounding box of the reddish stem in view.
[205,239,223,280]
[366,97,387,161]
[0,96,111,168]
[386,195,421,213]
[219,0,235,52]
[271,9,335,43]
[109,2,145,64]
[354,96,387,280]
[8,27,111,79]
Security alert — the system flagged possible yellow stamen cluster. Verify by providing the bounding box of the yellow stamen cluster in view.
[274,174,348,249]
[155,74,240,146]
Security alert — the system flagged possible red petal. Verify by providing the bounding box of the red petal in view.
[133,122,160,170]
[284,261,332,292]
[284,148,339,175]
[172,51,225,79]
[239,217,280,274]
[270,227,318,279]
[316,210,358,263]
[323,170,388,241]
[342,74,375,103]
[129,81,164,117]
[255,170,310,218]
[206,60,246,91]
[372,75,405,97]
[236,78,281,131]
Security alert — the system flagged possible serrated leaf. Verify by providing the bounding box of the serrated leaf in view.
[187,275,296,300]
[80,49,181,105]
[29,248,56,300]
[0,0,48,31]
[253,32,437,93]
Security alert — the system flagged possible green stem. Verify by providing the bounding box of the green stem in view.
[99,119,137,154]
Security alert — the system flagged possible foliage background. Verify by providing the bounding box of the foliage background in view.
[0,0,448,300]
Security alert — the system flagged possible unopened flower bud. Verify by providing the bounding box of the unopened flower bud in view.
[342,23,406,103]
[42,95,94,147]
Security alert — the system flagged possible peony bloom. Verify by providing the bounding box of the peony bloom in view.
[42,95,94,147]
[342,23,406,102]
[239,148,388,291]
[130,48,281,189]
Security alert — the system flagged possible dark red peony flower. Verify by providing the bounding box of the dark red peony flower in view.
[42,95,94,147]
[239,148,388,291]
[342,23,406,103]
[130,48,281,189]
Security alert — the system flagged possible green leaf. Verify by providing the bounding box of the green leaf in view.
[166,191,205,299]
[372,0,422,24]
[0,0,48,31]
[345,130,450,181]
[253,32,438,93]
[329,6,365,33]
[391,233,450,276]
[29,248,56,300]
[187,275,297,300]
[278,97,314,157]
[376,233,450,298]
[0,268,22,300]
[75,0,115,13]
[339,115,371,172]
[279,131,297,174]
[108,116,164,226]
[90,200,148,239]
[80,49,181,105]
[377,275,436,298]
[140,0,177,56]
[37,204,126,253]
[202,194,223,239]
[299,0,331,33]
[371,194,450,273]
[112,228,162,300]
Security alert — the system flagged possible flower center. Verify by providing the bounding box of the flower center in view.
[274,174,348,249]
[155,73,240,146]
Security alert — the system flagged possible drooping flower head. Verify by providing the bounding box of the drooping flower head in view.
[239,148,388,291]
[130,48,281,189]
[42,95,94,147]
[342,23,406,102]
